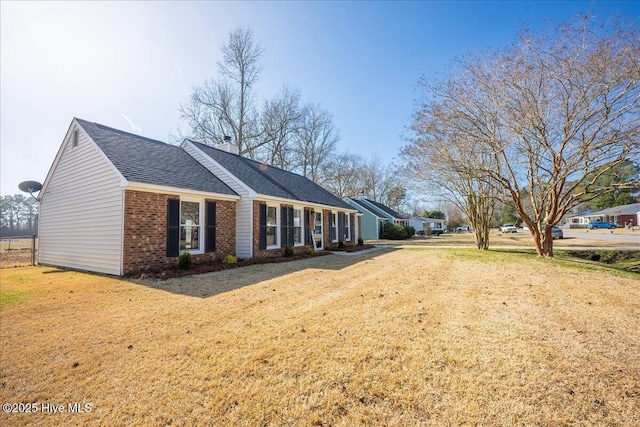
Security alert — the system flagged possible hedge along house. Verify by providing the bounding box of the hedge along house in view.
[180,139,359,258]
[38,119,359,275]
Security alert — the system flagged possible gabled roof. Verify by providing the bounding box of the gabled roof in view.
[76,119,236,196]
[356,197,410,220]
[591,202,640,216]
[345,197,386,219]
[188,140,353,210]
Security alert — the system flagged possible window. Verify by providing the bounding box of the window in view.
[180,201,201,252]
[331,212,338,242]
[266,205,279,248]
[314,211,323,249]
[293,208,303,246]
[345,214,351,241]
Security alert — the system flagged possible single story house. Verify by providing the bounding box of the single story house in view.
[564,202,640,228]
[38,118,359,275]
[410,216,446,234]
[344,196,410,240]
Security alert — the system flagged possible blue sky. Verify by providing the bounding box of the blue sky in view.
[1,0,638,196]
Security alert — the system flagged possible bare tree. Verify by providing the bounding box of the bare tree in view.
[406,15,639,257]
[321,151,364,198]
[403,102,499,249]
[178,26,345,174]
[382,186,407,212]
[293,104,339,182]
[257,86,304,168]
[180,26,264,155]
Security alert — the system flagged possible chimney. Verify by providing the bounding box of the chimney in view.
[218,135,239,155]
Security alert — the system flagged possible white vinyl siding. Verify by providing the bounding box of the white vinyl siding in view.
[38,126,123,275]
[182,142,252,258]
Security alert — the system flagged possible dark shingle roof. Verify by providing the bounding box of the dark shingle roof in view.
[189,140,353,210]
[346,198,385,218]
[76,119,236,196]
[358,197,410,220]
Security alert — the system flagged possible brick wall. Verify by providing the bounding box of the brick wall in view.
[122,190,236,275]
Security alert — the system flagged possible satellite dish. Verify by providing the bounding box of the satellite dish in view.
[19,180,42,200]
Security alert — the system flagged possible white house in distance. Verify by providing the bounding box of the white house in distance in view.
[410,216,447,234]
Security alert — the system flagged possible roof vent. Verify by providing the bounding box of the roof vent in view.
[218,135,239,155]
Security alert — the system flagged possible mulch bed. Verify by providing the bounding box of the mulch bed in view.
[329,244,375,252]
[129,245,376,280]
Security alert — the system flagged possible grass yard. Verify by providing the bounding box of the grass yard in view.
[1,249,639,426]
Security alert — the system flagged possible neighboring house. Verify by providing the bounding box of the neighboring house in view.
[410,216,446,234]
[564,212,592,228]
[564,202,640,228]
[38,119,359,276]
[344,196,410,240]
[344,197,386,240]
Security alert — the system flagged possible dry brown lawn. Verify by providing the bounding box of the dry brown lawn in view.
[378,227,640,248]
[1,248,639,426]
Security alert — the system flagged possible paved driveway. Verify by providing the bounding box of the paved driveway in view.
[564,230,640,245]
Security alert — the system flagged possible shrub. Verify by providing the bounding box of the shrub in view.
[338,240,346,249]
[358,237,364,246]
[381,222,409,240]
[178,251,193,270]
[308,247,317,255]
[222,254,238,264]
[283,246,294,257]
[405,225,416,237]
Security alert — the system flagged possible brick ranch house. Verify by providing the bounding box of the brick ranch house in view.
[38,118,360,276]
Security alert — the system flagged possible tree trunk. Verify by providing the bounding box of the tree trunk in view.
[531,227,554,257]
[473,224,490,250]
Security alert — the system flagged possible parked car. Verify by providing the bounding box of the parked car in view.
[588,221,617,229]
[500,224,517,233]
[456,225,472,232]
[431,228,445,236]
[542,225,564,239]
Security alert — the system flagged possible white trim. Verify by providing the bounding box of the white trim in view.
[181,140,258,198]
[266,203,280,250]
[120,187,126,275]
[314,210,324,250]
[179,198,204,255]
[292,206,304,247]
[124,182,240,201]
[331,211,339,243]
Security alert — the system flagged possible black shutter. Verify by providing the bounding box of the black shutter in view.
[205,201,216,252]
[350,214,355,241]
[167,199,180,257]
[304,208,311,246]
[259,203,267,250]
[281,206,288,248]
[288,206,295,247]
[338,213,345,241]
